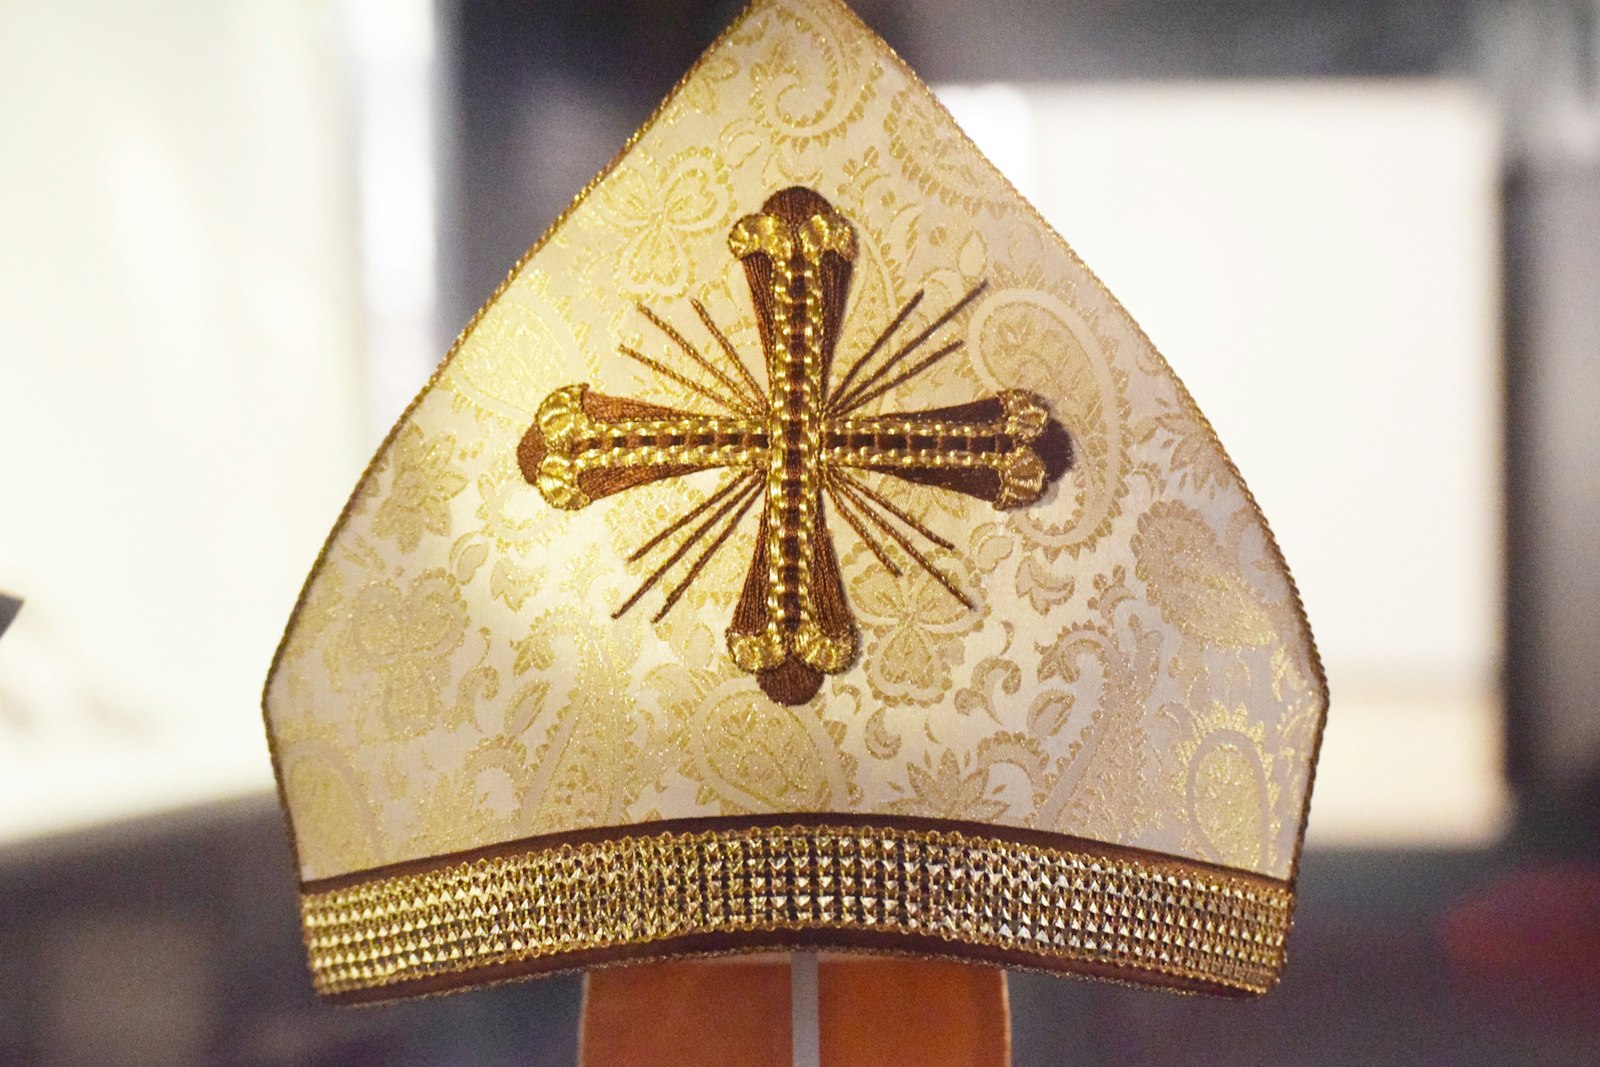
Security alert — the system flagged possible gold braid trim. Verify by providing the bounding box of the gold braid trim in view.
[301,819,1293,1002]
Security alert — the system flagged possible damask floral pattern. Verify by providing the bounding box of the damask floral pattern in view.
[846,541,982,706]
[373,426,467,552]
[738,0,879,150]
[323,568,469,740]
[883,750,1006,821]
[590,146,735,300]
[1142,399,1235,495]
[970,289,1133,571]
[1174,701,1278,871]
[648,619,860,813]
[884,87,1012,218]
[278,745,384,876]
[1030,568,1166,843]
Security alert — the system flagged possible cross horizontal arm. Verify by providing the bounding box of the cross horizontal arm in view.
[518,383,767,510]
[822,390,1069,510]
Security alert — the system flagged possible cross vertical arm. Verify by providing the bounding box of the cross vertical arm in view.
[725,187,861,706]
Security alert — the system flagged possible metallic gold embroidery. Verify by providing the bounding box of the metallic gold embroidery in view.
[645,618,862,813]
[969,288,1130,569]
[519,188,1072,705]
[301,821,1292,1000]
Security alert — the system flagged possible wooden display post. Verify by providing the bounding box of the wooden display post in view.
[580,953,1010,1067]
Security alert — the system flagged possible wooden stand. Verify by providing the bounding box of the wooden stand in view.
[580,953,1010,1066]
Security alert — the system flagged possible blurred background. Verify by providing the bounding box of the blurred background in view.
[1,0,1597,1063]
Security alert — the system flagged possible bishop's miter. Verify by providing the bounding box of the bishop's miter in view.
[264,0,1327,1007]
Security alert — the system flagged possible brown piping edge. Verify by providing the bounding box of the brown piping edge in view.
[301,813,1294,1005]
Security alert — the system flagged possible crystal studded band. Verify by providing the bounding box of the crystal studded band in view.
[300,817,1294,1002]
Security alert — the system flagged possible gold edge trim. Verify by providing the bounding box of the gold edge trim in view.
[816,0,1332,882]
[300,822,1293,999]
[258,0,777,877]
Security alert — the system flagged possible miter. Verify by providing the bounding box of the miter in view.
[263,0,1327,1013]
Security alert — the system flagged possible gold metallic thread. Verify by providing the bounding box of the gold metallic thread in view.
[302,822,1292,998]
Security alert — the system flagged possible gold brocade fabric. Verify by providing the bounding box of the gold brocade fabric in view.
[263,0,1326,994]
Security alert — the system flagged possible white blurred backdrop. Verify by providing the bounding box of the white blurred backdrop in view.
[0,1,373,838]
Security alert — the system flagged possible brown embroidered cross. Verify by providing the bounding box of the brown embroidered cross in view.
[519,187,1071,705]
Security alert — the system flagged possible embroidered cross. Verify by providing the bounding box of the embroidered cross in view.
[519,187,1071,705]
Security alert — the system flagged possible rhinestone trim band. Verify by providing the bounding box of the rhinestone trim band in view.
[301,820,1293,1001]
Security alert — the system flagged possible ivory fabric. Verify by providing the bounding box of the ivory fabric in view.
[263,0,1326,896]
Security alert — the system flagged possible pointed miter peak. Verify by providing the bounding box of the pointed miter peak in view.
[264,0,1326,1003]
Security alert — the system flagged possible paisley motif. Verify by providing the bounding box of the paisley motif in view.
[1176,702,1276,871]
[1031,570,1163,842]
[1133,500,1276,648]
[884,86,1013,218]
[279,745,383,876]
[670,678,858,812]
[737,0,879,149]
[969,288,1132,567]
[444,272,586,424]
